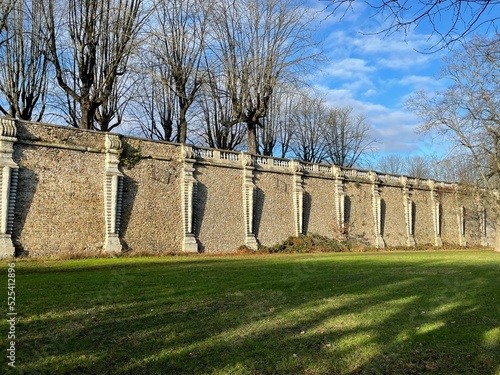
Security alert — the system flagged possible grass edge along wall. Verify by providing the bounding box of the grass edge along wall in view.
[0,117,493,258]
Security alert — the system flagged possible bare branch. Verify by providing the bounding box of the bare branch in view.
[323,0,500,51]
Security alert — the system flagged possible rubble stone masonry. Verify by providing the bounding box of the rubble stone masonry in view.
[0,118,493,258]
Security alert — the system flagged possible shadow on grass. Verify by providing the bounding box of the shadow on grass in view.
[4,251,500,374]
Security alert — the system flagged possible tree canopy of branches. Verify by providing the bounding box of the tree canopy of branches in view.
[0,0,14,43]
[407,35,500,250]
[326,0,500,50]
[207,0,318,154]
[0,0,377,167]
[149,0,208,143]
[288,92,329,163]
[324,106,375,167]
[0,0,48,120]
[41,0,147,130]
[260,88,376,166]
[375,154,432,180]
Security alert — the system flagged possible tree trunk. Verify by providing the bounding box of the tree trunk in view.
[80,101,93,130]
[247,122,258,155]
[177,106,188,144]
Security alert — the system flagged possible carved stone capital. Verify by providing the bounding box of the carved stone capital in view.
[400,175,408,187]
[241,152,254,167]
[0,118,17,138]
[105,134,122,151]
[181,145,196,160]
[332,166,343,178]
[290,160,303,173]
[369,171,379,183]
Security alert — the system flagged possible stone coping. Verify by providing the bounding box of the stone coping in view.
[8,118,456,190]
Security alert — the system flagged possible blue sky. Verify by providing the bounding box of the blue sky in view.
[307,1,453,162]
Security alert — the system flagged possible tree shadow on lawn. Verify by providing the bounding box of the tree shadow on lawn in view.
[8,253,500,375]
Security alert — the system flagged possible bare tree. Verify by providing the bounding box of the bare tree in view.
[407,35,500,250]
[0,0,48,121]
[376,154,433,179]
[260,84,298,157]
[94,81,131,132]
[150,0,208,144]
[326,0,500,50]
[194,69,246,150]
[430,154,481,183]
[42,0,148,130]
[375,154,406,175]
[325,106,376,167]
[127,63,178,141]
[404,155,431,179]
[289,92,329,163]
[207,0,319,154]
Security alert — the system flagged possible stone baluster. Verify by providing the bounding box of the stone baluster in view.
[241,153,258,249]
[180,145,198,252]
[103,134,124,253]
[370,171,385,248]
[0,118,18,258]
[290,160,304,236]
[400,176,416,246]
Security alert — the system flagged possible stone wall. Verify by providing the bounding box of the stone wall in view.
[0,118,494,258]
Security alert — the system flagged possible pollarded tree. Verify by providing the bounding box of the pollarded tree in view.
[404,155,431,180]
[375,154,406,175]
[407,35,500,251]
[0,0,48,121]
[375,154,432,179]
[288,92,330,163]
[149,0,208,144]
[259,83,301,157]
[127,64,178,141]
[193,67,247,150]
[325,106,376,168]
[207,0,319,154]
[41,0,148,130]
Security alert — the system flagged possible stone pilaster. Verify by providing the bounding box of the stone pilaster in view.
[333,166,346,238]
[103,134,123,253]
[180,145,198,252]
[400,176,416,247]
[0,118,18,258]
[291,160,304,236]
[478,204,488,246]
[453,185,467,247]
[370,172,385,248]
[457,205,467,246]
[241,153,258,249]
[428,180,443,246]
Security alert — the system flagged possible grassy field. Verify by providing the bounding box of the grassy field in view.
[2,250,500,374]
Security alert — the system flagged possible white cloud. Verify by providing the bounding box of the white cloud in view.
[363,88,377,97]
[314,84,431,155]
[317,30,444,115]
[323,58,376,79]
[307,3,454,158]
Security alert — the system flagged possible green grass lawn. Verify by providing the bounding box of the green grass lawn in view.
[2,250,500,374]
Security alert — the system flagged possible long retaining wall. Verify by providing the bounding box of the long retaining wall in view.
[0,118,494,258]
